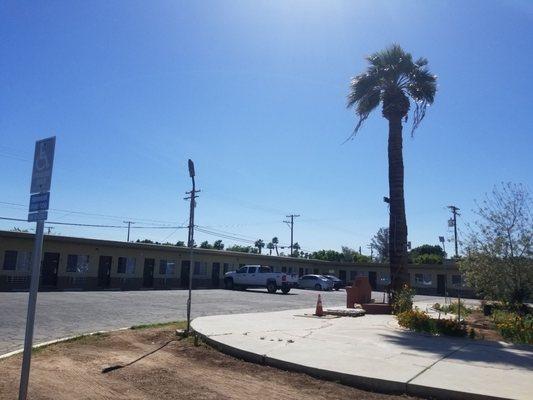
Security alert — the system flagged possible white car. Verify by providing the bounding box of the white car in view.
[224,265,298,294]
[298,274,334,291]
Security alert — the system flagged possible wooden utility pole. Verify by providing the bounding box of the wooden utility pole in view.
[447,205,460,257]
[184,159,200,334]
[123,220,135,242]
[284,214,300,257]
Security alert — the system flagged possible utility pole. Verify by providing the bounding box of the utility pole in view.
[447,206,460,257]
[284,214,300,257]
[123,221,135,242]
[184,159,200,334]
[368,243,374,261]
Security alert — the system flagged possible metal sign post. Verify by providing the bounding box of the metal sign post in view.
[18,136,55,400]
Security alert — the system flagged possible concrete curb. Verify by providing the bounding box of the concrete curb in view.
[192,325,514,400]
[0,327,130,360]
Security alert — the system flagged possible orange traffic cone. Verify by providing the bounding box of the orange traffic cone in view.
[315,294,324,317]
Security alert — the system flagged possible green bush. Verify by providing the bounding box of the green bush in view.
[392,285,416,315]
[397,309,466,337]
[492,310,533,344]
[434,300,471,317]
[397,309,432,331]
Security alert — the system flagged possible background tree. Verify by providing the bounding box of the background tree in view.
[255,239,265,254]
[227,245,253,253]
[199,240,213,249]
[11,227,29,233]
[272,237,279,256]
[213,240,224,250]
[175,241,185,247]
[460,183,532,306]
[409,244,445,264]
[347,44,437,292]
[311,249,343,262]
[267,241,274,255]
[371,227,390,263]
[292,242,301,257]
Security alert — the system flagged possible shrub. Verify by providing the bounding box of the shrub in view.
[397,309,466,337]
[392,285,415,315]
[434,300,471,317]
[492,309,533,344]
[397,309,431,331]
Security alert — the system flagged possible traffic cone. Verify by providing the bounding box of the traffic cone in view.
[315,294,324,317]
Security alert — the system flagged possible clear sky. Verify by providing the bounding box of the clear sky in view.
[1,1,532,255]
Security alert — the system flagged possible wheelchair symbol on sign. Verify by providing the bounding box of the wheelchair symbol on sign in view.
[36,142,50,171]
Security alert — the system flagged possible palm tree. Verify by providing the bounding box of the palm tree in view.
[347,44,437,293]
[255,239,265,254]
[292,242,301,257]
[267,242,274,255]
[272,237,279,256]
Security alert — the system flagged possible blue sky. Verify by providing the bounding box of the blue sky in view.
[1,1,532,255]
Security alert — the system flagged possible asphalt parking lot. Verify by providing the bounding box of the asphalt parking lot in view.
[0,288,471,356]
[0,288,351,355]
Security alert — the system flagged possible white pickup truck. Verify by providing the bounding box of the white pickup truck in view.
[224,265,298,294]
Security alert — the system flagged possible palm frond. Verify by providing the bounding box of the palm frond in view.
[346,72,380,108]
[344,89,380,143]
[348,44,437,138]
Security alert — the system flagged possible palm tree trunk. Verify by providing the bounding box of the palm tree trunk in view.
[275,246,279,256]
[388,116,410,293]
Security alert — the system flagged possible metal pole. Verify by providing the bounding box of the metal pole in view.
[18,220,45,400]
[453,210,458,257]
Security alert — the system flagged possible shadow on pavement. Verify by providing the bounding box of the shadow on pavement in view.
[379,330,533,370]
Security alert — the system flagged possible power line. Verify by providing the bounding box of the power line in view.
[0,216,187,230]
[0,201,182,225]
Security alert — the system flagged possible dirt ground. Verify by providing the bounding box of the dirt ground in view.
[0,323,419,400]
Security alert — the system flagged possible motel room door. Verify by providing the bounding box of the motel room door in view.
[41,252,59,289]
[338,270,347,284]
[180,260,190,288]
[98,256,112,288]
[211,262,220,288]
[437,274,446,296]
[143,258,155,288]
[368,271,377,290]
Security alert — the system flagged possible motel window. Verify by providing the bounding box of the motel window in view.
[159,260,176,275]
[415,273,432,286]
[313,269,319,275]
[118,257,136,274]
[452,275,463,286]
[3,250,17,270]
[379,273,391,285]
[194,261,208,276]
[281,266,287,273]
[223,263,229,273]
[66,255,90,273]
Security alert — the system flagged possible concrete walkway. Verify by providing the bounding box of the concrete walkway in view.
[192,309,533,400]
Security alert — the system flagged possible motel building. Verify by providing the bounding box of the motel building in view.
[0,230,473,297]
